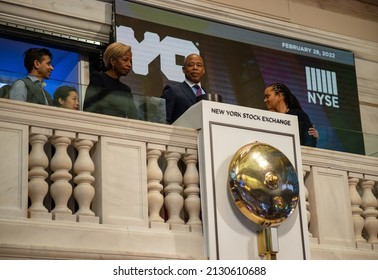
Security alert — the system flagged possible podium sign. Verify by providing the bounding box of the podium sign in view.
[174,101,310,260]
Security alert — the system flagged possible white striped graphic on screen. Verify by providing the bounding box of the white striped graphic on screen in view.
[305,66,337,95]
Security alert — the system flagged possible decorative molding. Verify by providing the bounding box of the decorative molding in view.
[291,0,378,23]
[0,0,112,45]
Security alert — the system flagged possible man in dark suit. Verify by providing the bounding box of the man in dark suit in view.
[161,53,206,124]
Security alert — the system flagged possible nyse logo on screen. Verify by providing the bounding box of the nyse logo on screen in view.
[116,26,200,82]
[305,66,339,108]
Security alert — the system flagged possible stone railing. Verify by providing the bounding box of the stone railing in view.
[0,99,377,260]
[301,146,378,259]
[0,99,204,259]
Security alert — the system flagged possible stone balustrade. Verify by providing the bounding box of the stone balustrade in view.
[0,99,377,259]
[301,146,378,259]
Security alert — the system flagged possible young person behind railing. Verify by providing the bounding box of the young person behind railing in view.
[53,85,79,110]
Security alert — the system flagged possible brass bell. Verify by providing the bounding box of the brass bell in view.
[228,142,299,259]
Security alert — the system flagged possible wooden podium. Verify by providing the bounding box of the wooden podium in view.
[174,100,310,260]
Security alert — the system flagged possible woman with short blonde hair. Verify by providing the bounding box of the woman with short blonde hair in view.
[102,42,131,70]
[83,42,139,119]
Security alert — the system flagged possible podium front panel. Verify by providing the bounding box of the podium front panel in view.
[174,101,310,260]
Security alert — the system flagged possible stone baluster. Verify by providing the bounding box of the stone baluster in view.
[183,151,201,225]
[73,135,97,217]
[302,166,311,237]
[147,145,164,223]
[163,150,184,225]
[50,131,75,215]
[361,179,378,244]
[348,175,365,242]
[28,129,51,214]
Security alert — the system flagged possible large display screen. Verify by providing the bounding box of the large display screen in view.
[114,0,364,154]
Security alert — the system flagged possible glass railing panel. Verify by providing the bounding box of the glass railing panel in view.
[81,85,166,123]
[308,124,377,157]
[362,131,378,158]
[0,72,167,124]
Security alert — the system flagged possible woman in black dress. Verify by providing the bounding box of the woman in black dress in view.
[83,42,139,119]
[264,82,318,147]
